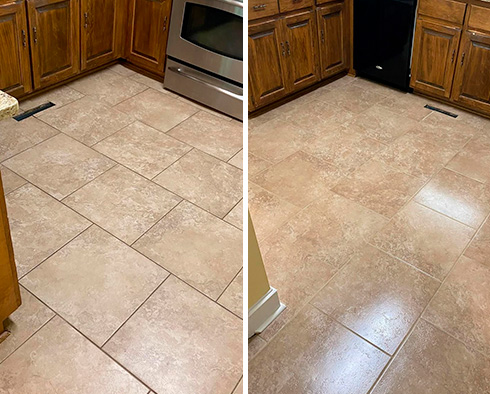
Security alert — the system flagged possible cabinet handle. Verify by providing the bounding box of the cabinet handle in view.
[21,29,27,47]
[253,4,267,9]
[286,40,290,55]
[321,30,325,43]
[280,42,285,56]
[451,49,455,63]
[163,16,167,31]
[33,27,37,43]
[461,52,465,66]
[84,12,88,29]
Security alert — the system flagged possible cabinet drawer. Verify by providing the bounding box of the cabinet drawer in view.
[418,0,466,25]
[468,5,490,32]
[279,0,314,13]
[248,0,279,20]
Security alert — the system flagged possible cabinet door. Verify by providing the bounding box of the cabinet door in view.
[0,2,32,97]
[27,0,80,89]
[249,19,288,109]
[451,31,490,114]
[80,0,122,71]
[410,19,461,98]
[282,11,320,93]
[317,3,347,79]
[126,0,171,75]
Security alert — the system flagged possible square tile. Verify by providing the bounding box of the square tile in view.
[6,184,90,277]
[1,166,26,195]
[228,149,243,170]
[134,202,242,300]
[224,199,243,230]
[415,168,490,228]
[312,245,439,354]
[64,166,181,244]
[154,149,242,218]
[168,111,242,161]
[108,64,137,77]
[251,151,342,208]
[0,287,55,363]
[249,335,267,361]
[249,153,272,176]
[378,91,433,121]
[351,77,399,97]
[114,88,198,132]
[103,276,242,394]
[372,202,474,280]
[249,305,389,393]
[371,319,490,394]
[4,134,115,200]
[22,226,168,346]
[332,159,425,217]
[0,117,58,162]
[232,379,243,394]
[20,85,84,113]
[93,121,191,179]
[319,84,386,114]
[129,73,176,96]
[423,256,490,357]
[37,96,133,146]
[465,216,490,266]
[218,270,243,318]
[446,134,490,184]
[0,316,148,393]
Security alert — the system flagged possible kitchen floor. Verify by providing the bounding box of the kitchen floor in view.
[249,76,490,392]
[0,64,243,394]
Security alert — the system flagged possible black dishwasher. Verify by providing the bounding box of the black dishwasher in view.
[354,0,418,91]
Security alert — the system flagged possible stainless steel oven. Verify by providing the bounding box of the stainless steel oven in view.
[164,0,243,120]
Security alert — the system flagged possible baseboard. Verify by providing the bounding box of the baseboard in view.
[248,287,285,338]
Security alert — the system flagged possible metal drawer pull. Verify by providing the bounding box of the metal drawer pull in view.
[451,49,455,63]
[461,52,465,66]
[163,16,167,31]
[84,12,88,28]
[280,42,285,56]
[286,40,290,55]
[21,29,27,47]
[33,27,37,43]
[321,30,325,43]
[253,4,267,9]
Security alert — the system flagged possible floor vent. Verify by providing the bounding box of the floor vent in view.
[424,104,458,118]
[14,102,55,121]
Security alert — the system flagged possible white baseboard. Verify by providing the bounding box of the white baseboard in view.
[248,287,285,338]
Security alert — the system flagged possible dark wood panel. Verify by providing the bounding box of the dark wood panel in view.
[467,4,490,33]
[249,0,279,21]
[418,0,466,25]
[279,0,314,13]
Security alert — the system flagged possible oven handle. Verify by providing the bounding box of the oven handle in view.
[168,66,243,100]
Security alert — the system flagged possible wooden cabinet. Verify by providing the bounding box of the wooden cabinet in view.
[126,0,171,75]
[317,3,347,79]
[80,0,123,71]
[249,0,279,21]
[0,1,32,97]
[27,0,80,89]
[279,0,313,13]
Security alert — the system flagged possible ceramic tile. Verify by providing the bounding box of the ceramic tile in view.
[251,151,342,208]
[69,69,147,106]
[20,86,84,113]
[464,216,490,267]
[218,270,243,318]
[64,165,180,244]
[372,319,490,393]
[177,96,233,121]
[422,111,482,139]
[0,117,58,162]
[332,160,425,217]
[103,276,242,394]
[232,379,243,394]
[134,201,242,300]
[446,134,490,184]
[224,199,243,229]
[372,202,474,280]
[22,226,168,346]
[114,88,198,132]
[249,335,267,361]
[415,168,490,228]
[0,287,55,363]
[128,73,176,96]
[154,149,242,218]
[228,149,243,169]
[93,121,191,179]
[312,245,439,354]
[351,77,399,97]
[0,316,148,393]
[249,305,390,394]
[324,75,357,90]
[6,184,90,277]
[168,111,242,161]
[4,134,115,200]
[248,153,272,176]
[378,91,433,121]
[424,256,490,357]
[319,84,386,114]
[0,166,26,195]
[108,64,136,77]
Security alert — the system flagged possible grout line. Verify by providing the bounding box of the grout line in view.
[216,267,242,303]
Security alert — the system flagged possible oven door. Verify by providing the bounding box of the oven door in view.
[167,0,243,84]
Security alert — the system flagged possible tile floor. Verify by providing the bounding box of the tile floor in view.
[249,75,490,393]
[0,66,243,394]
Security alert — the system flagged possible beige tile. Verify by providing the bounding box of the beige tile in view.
[114,88,198,132]
[415,168,490,228]
[378,91,433,121]
[0,166,26,195]
[249,305,389,394]
[319,84,386,114]
[20,85,84,113]
[232,379,243,394]
[129,73,176,96]
[325,74,357,90]
[177,96,234,121]
[93,121,191,179]
[4,134,115,200]
[422,111,482,138]
[6,184,90,277]
[351,77,399,97]
[154,149,242,218]
[332,159,426,217]
[465,216,490,267]
[372,202,474,280]
[69,69,147,106]
[312,245,439,354]
[0,316,148,393]
[249,335,267,361]
[108,64,137,77]
[103,276,242,394]
[424,256,490,357]
[446,134,490,184]
[218,270,243,318]
[249,153,272,176]
[248,183,300,241]
[225,199,243,229]
[413,120,473,152]
[251,151,342,208]
[134,202,242,300]
[0,117,58,162]
[372,319,490,394]
[21,226,168,346]
[64,166,180,244]
[0,287,55,363]
[168,111,242,161]
[228,149,243,169]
